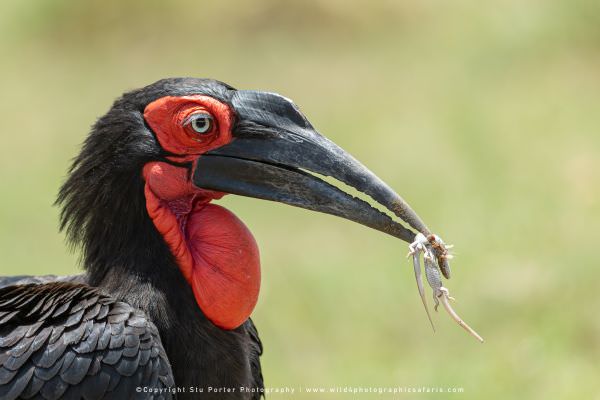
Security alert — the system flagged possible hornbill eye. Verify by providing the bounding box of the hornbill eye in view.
[186,112,214,134]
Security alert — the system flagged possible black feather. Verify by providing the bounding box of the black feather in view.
[0,283,174,399]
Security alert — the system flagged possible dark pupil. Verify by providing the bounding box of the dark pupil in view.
[193,116,209,132]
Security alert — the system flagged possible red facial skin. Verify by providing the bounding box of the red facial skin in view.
[142,95,260,330]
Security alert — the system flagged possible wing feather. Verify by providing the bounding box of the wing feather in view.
[0,282,174,400]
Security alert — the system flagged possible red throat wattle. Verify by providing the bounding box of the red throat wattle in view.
[144,162,260,330]
[142,95,260,330]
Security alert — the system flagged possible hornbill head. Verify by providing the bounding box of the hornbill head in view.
[59,78,481,341]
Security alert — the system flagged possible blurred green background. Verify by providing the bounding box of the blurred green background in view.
[1,0,599,398]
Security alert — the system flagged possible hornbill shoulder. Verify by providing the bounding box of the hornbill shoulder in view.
[0,281,174,400]
[0,275,85,289]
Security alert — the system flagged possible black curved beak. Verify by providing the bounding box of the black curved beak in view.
[193,90,431,243]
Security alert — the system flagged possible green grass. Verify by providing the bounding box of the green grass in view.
[1,1,599,398]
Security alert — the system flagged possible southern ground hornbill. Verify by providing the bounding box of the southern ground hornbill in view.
[0,78,482,399]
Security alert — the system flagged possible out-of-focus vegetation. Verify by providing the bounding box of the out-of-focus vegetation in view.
[1,1,599,398]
